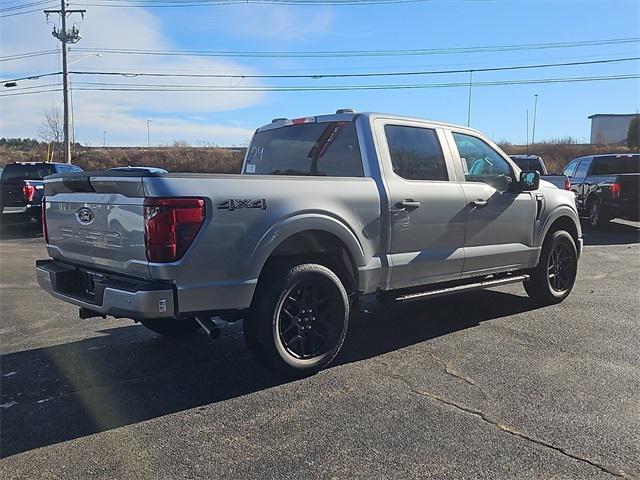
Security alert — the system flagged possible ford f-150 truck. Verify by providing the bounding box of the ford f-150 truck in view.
[36,111,582,376]
[561,153,640,228]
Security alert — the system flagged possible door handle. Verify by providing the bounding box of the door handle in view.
[469,199,488,208]
[395,199,421,210]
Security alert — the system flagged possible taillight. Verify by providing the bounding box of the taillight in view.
[144,198,205,263]
[563,179,571,191]
[22,184,36,202]
[610,182,621,200]
[42,198,48,243]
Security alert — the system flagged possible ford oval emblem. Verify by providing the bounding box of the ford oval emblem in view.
[76,207,94,225]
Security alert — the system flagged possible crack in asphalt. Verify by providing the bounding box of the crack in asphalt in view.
[385,371,636,479]
[427,352,488,401]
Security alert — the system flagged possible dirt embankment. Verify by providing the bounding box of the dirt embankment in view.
[1,143,636,174]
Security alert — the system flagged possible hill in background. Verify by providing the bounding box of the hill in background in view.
[0,140,635,174]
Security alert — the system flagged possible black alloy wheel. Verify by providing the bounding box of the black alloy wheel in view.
[276,279,342,360]
[547,242,575,293]
[244,263,350,376]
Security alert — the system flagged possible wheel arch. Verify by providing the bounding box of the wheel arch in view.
[250,214,367,297]
[539,208,581,256]
[584,191,602,210]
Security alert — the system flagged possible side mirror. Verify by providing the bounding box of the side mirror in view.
[518,170,540,191]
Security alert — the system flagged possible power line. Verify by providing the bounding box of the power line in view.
[0,3,57,18]
[0,50,59,62]
[4,55,639,85]
[68,56,640,80]
[50,73,640,92]
[0,1,56,13]
[1,71,61,83]
[69,37,640,59]
[0,88,62,97]
[2,73,639,97]
[4,37,637,62]
[71,0,434,6]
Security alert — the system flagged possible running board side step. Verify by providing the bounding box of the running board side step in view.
[395,274,530,303]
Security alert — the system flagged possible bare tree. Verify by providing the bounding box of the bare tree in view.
[39,106,63,160]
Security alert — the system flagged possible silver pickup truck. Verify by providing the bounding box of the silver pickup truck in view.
[36,111,582,376]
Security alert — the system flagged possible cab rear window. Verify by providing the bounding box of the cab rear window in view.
[245,121,363,177]
[0,163,56,181]
[591,155,640,175]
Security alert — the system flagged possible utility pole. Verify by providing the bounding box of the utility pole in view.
[44,2,85,164]
[103,131,106,148]
[147,120,151,148]
[531,94,539,146]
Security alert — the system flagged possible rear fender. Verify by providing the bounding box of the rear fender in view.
[249,213,367,282]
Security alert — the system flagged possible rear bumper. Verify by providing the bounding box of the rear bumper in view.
[1,204,40,217]
[36,259,175,320]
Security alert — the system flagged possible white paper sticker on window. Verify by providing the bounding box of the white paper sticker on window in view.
[245,164,256,174]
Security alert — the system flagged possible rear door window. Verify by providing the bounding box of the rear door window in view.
[572,157,592,182]
[563,159,580,178]
[246,121,363,177]
[384,125,449,181]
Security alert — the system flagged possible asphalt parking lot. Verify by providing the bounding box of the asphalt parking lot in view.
[1,219,639,479]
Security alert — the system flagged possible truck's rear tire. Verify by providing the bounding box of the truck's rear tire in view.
[140,317,200,337]
[244,263,349,377]
[588,198,610,229]
[524,230,578,305]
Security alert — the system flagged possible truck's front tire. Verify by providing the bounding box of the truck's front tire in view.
[524,230,578,305]
[140,317,200,337]
[244,263,350,377]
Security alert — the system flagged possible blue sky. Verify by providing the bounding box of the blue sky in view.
[1,0,639,146]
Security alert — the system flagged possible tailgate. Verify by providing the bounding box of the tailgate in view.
[618,174,640,202]
[0,180,26,208]
[44,173,150,279]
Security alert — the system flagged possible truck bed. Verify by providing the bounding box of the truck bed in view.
[42,171,381,313]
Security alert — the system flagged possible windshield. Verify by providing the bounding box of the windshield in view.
[0,163,56,182]
[245,121,363,177]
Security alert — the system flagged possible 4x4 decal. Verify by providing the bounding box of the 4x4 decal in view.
[217,199,267,211]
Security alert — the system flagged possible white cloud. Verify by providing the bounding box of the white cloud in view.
[0,6,262,146]
[223,4,334,41]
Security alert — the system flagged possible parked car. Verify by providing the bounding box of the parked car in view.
[0,162,83,222]
[509,155,571,190]
[36,111,582,376]
[562,153,640,228]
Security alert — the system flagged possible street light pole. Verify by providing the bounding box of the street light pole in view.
[532,94,539,146]
[147,120,151,148]
[526,110,529,157]
[467,70,473,127]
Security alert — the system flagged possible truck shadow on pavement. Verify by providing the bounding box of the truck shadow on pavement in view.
[0,219,42,240]
[1,289,541,458]
[581,220,640,246]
